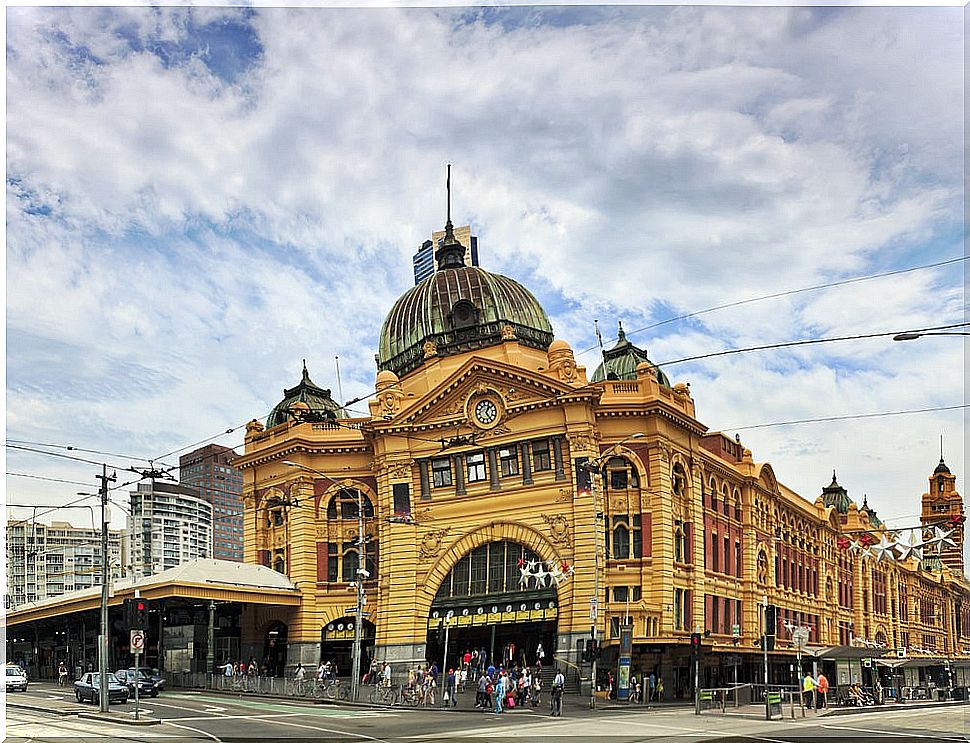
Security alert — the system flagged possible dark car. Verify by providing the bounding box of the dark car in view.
[115,668,159,697]
[131,666,165,691]
[73,671,129,704]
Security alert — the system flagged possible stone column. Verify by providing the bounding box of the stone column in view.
[488,448,500,491]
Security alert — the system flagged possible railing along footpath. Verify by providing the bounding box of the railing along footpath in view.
[696,683,809,720]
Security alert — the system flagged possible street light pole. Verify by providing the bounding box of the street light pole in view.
[96,464,116,713]
[582,432,644,710]
[283,460,364,701]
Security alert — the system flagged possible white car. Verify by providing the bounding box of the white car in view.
[4,664,28,692]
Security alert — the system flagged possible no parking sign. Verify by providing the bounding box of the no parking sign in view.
[130,629,145,655]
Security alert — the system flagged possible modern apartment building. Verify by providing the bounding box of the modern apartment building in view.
[5,520,124,609]
[128,481,213,576]
[412,224,479,284]
[179,444,244,562]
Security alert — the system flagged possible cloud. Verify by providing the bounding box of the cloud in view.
[5,6,963,536]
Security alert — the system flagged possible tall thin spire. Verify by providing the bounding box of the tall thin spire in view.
[435,163,466,269]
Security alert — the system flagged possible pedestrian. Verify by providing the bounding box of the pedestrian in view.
[295,663,306,681]
[382,661,392,687]
[656,677,664,702]
[445,668,457,707]
[648,672,656,702]
[802,673,815,709]
[815,672,829,708]
[536,643,545,669]
[57,661,68,686]
[629,673,639,703]
[551,669,565,716]
[471,649,479,673]
[494,672,505,713]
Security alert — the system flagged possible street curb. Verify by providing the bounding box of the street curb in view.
[819,699,969,717]
[4,699,78,717]
[78,712,161,726]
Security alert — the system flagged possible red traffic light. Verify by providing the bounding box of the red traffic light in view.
[136,602,145,611]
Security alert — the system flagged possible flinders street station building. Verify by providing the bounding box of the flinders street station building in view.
[236,213,970,698]
[11,211,966,699]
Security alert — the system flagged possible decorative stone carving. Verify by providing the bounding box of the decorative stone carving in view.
[246,419,265,435]
[541,514,571,546]
[548,341,579,383]
[423,340,438,358]
[315,526,329,540]
[501,324,516,340]
[378,388,405,418]
[555,487,571,503]
[418,528,450,561]
[344,526,358,542]
[387,461,413,480]
[413,507,434,522]
[476,423,512,440]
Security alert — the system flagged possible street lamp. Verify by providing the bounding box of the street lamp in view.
[893,331,970,341]
[579,431,645,709]
[283,460,366,702]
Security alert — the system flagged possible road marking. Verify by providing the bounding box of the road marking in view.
[164,693,386,718]
[821,722,961,739]
[162,720,225,742]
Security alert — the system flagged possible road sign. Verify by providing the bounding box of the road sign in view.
[346,606,358,613]
[130,629,145,654]
[589,599,598,623]
[732,624,741,638]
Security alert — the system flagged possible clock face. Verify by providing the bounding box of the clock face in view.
[475,399,498,425]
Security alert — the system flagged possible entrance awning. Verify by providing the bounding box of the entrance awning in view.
[7,559,301,626]
[809,645,889,660]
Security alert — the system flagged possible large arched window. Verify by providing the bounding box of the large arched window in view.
[327,489,374,520]
[613,522,631,559]
[433,541,546,601]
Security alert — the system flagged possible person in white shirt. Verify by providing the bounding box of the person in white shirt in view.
[295,663,306,681]
[551,670,565,716]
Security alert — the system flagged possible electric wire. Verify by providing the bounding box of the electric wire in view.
[726,404,968,432]
[4,440,158,463]
[577,254,969,357]
[6,472,93,487]
[654,322,969,368]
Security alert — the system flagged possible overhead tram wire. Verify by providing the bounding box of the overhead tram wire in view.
[576,254,970,358]
[653,322,969,368]
[6,472,93,487]
[4,440,158,463]
[725,404,968,432]
[5,444,134,472]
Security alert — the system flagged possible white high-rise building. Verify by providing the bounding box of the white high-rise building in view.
[128,481,213,576]
[5,520,124,609]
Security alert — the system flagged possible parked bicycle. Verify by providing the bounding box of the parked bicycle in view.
[369,683,399,706]
[316,677,350,701]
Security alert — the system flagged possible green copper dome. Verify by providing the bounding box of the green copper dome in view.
[377,230,554,377]
[591,323,670,386]
[266,362,349,428]
[821,470,851,514]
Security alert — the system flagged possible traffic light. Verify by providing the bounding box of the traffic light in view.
[764,604,777,636]
[125,598,149,630]
[583,638,599,663]
[690,632,702,660]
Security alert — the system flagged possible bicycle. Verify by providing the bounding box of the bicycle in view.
[369,683,399,706]
[319,677,350,701]
[399,684,422,707]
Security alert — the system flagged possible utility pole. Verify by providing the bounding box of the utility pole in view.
[97,464,116,713]
[351,485,365,701]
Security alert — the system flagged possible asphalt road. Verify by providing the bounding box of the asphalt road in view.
[5,682,968,742]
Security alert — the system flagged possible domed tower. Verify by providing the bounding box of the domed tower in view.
[377,185,554,378]
[920,450,964,576]
[265,361,348,428]
[591,322,669,386]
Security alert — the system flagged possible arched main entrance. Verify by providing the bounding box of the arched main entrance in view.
[427,540,558,670]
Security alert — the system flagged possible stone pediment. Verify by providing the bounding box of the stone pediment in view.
[397,359,582,431]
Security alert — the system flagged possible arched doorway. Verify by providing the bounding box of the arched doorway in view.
[263,621,288,677]
[320,618,375,677]
[427,540,559,671]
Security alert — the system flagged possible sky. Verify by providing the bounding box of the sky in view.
[5,4,966,548]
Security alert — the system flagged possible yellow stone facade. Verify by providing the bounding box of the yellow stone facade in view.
[236,225,969,692]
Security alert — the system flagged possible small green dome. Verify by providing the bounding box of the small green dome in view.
[821,470,851,514]
[591,323,670,386]
[266,362,349,428]
[377,232,554,377]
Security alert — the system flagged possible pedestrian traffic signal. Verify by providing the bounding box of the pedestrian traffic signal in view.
[690,632,702,660]
[583,638,599,663]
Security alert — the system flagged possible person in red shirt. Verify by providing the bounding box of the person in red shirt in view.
[815,672,829,708]
[463,650,472,670]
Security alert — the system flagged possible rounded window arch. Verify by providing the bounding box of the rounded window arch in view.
[273,554,286,574]
[327,489,375,520]
[605,456,640,491]
[721,483,730,516]
[733,489,742,520]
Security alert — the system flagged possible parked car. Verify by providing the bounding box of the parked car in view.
[114,668,160,697]
[4,664,28,692]
[73,672,129,704]
[131,666,165,691]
